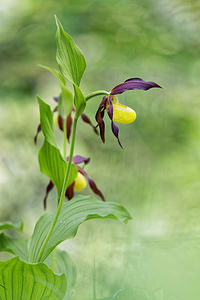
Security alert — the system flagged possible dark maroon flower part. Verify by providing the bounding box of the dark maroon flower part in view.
[42,155,104,209]
[95,77,162,148]
[110,78,161,95]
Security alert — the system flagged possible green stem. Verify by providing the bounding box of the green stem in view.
[85,90,109,101]
[63,116,67,159]
[51,248,57,271]
[37,115,78,262]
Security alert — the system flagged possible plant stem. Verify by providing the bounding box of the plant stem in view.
[63,116,67,159]
[51,248,57,271]
[85,90,109,101]
[37,115,78,262]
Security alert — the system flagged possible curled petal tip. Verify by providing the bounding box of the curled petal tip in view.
[111,78,162,95]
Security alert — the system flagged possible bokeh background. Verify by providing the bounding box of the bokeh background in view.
[1,0,200,299]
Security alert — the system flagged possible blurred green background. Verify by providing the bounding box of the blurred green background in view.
[1,0,200,299]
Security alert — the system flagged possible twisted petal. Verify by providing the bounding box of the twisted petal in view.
[66,113,73,142]
[111,78,162,95]
[77,166,105,201]
[106,97,123,148]
[81,113,99,135]
[111,121,123,148]
[34,124,42,144]
[43,181,54,210]
[72,155,90,165]
[65,182,75,200]
[95,96,107,143]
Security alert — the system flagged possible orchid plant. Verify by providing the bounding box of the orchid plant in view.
[0,16,161,300]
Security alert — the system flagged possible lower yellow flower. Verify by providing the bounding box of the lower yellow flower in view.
[74,172,87,191]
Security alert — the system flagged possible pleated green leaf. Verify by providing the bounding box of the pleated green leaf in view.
[73,84,86,117]
[0,233,28,261]
[0,257,67,300]
[55,16,86,86]
[45,249,76,300]
[0,220,24,232]
[38,97,77,196]
[28,195,132,263]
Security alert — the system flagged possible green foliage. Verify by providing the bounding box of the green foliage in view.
[0,220,24,232]
[38,97,77,196]
[0,257,67,300]
[55,16,86,86]
[0,233,27,261]
[28,195,131,263]
[73,85,86,117]
[45,249,77,300]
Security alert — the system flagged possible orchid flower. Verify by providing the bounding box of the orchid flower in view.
[43,155,104,209]
[95,78,161,148]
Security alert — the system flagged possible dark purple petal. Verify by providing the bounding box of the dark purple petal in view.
[65,182,75,200]
[43,181,54,210]
[72,155,90,165]
[77,167,105,201]
[95,96,107,143]
[107,96,113,120]
[58,115,64,131]
[81,113,99,135]
[34,124,41,144]
[111,121,123,148]
[53,96,59,102]
[66,113,73,142]
[110,78,162,95]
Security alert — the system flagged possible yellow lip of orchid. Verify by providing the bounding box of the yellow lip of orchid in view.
[106,96,136,124]
[74,172,87,191]
[112,102,136,124]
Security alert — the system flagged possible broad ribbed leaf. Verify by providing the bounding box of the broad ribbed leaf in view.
[39,64,66,86]
[0,233,27,261]
[38,96,56,146]
[0,220,24,232]
[74,85,86,117]
[0,257,67,300]
[55,16,86,86]
[28,195,132,263]
[45,249,76,300]
[38,97,77,196]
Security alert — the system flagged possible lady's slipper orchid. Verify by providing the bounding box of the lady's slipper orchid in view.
[43,155,104,209]
[95,77,161,148]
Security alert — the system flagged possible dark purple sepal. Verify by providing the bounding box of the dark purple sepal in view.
[81,113,99,135]
[77,167,105,201]
[66,113,73,142]
[34,124,42,144]
[43,181,54,210]
[111,78,162,95]
[72,155,90,165]
[65,182,75,200]
[107,96,113,120]
[95,96,107,143]
[111,121,123,148]
[53,96,59,103]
